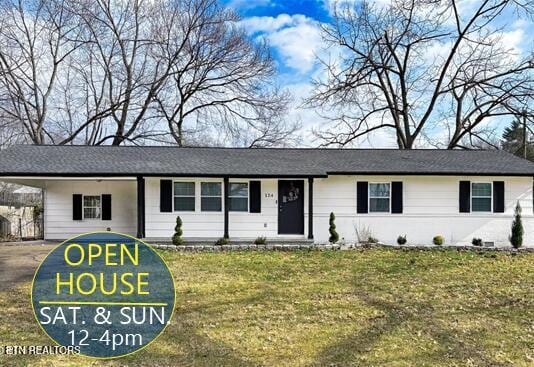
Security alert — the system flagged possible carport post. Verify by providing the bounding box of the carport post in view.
[136,176,145,238]
[224,176,229,239]
[308,177,314,240]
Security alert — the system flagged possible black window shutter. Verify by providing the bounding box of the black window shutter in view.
[249,181,261,213]
[102,194,112,220]
[73,194,82,220]
[493,181,505,213]
[357,182,368,214]
[160,180,172,212]
[391,181,403,214]
[459,181,471,213]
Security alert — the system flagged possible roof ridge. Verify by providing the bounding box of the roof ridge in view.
[8,144,499,152]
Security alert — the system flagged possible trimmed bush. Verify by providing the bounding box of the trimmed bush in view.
[510,202,523,248]
[433,235,444,246]
[172,216,184,246]
[215,237,229,246]
[472,238,483,247]
[254,236,267,245]
[397,235,407,245]
[329,212,339,244]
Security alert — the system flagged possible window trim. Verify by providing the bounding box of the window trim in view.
[471,181,493,213]
[173,181,196,212]
[229,182,249,212]
[200,182,222,212]
[83,194,102,220]
[368,182,391,214]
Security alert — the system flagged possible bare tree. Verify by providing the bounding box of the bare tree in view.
[153,0,296,147]
[64,0,177,145]
[307,0,534,149]
[0,0,84,144]
[0,0,296,147]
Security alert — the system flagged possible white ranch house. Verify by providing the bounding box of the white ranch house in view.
[0,145,533,247]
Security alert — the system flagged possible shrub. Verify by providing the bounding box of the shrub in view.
[367,236,378,244]
[172,216,184,246]
[432,235,444,246]
[471,238,483,247]
[397,235,407,245]
[354,222,373,244]
[509,202,523,249]
[329,212,339,244]
[215,237,229,246]
[254,236,267,245]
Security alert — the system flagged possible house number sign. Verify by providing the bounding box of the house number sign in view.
[31,232,176,359]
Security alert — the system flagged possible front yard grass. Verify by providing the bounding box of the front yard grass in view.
[0,248,533,366]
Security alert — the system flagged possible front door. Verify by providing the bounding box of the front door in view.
[278,180,304,235]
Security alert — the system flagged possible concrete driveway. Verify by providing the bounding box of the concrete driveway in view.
[0,242,57,291]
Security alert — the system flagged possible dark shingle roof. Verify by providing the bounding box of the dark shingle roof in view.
[0,145,533,177]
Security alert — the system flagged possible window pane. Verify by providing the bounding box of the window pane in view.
[174,197,195,211]
[472,197,491,212]
[84,196,100,207]
[229,183,248,197]
[201,197,222,211]
[84,207,100,219]
[201,182,221,196]
[370,198,389,212]
[229,197,247,211]
[472,183,491,197]
[370,183,390,197]
[174,182,195,196]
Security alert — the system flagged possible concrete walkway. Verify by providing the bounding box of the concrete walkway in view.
[0,239,57,246]
[0,243,56,291]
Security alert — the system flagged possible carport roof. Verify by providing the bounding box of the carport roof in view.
[0,145,533,177]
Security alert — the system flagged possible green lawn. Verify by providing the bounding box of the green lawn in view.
[1,249,533,366]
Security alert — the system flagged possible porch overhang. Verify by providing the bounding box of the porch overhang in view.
[0,175,316,242]
[0,176,137,188]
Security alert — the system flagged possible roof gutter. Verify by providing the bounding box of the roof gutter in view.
[0,172,328,179]
[327,171,534,177]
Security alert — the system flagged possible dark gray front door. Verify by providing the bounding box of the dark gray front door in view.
[278,180,304,235]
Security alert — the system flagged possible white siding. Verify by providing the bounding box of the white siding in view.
[41,175,534,247]
[44,180,136,239]
[144,177,309,239]
[313,175,534,246]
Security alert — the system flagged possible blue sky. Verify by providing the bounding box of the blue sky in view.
[226,0,331,21]
[222,0,337,146]
[226,0,330,79]
[223,0,532,147]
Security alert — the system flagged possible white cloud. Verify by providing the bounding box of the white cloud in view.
[239,14,296,33]
[239,14,323,74]
[268,21,322,73]
[322,0,355,14]
[500,28,524,56]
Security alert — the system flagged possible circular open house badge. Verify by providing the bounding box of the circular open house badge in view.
[31,232,176,359]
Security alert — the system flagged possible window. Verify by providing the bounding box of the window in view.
[471,182,492,212]
[229,182,248,211]
[83,195,101,219]
[201,182,222,212]
[369,183,390,213]
[174,182,195,211]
